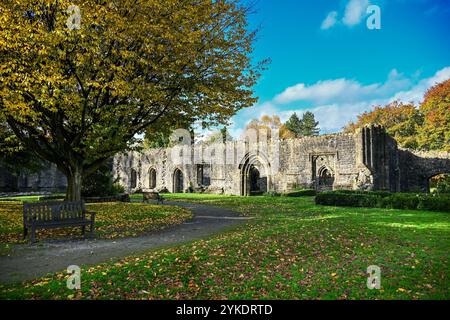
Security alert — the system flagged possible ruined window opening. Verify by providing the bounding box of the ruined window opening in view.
[197,164,211,186]
[130,169,137,188]
[149,168,157,189]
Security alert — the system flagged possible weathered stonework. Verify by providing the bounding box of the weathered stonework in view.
[112,125,450,195]
[1,125,449,194]
[0,162,67,193]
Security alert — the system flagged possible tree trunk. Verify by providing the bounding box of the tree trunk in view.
[66,167,83,201]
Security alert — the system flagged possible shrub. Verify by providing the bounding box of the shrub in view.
[111,183,125,195]
[417,194,450,212]
[315,192,380,207]
[264,191,281,197]
[82,163,122,197]
[379,193,420,210]
[436,180,450,194]
[333,189,392,198]
[283,189,316,197]
[316,190,450,212]
[380,193,450,212]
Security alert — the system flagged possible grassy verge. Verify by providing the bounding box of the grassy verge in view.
[0,194,448,299]
[0,201,192,244]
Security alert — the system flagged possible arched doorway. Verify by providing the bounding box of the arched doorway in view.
[149,168,157,189]
[239,154,270,196]
[173,169,184,193]
[317,166,334,191]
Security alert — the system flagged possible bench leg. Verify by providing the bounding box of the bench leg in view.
[82,225,86,238]
[90,222,94,238]
[30,226,36,244]
[23,227,28,240]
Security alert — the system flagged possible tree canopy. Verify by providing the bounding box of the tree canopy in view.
[284,112,302,137]
[0,0,265,200]
[344,79,449,152]
[344,101,423,149]
[285,111,320,137]
[245,115,295,140]
[417,79,450,151]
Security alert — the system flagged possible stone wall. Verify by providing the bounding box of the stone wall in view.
[112,126,450,195]
[0,162,67,192]
[114,126,443,195]
[398,149,450,192]
[2,126,448,195]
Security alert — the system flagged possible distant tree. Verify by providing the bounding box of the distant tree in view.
[299,111,320,136]
[344,101,423,149]
[417,79,450,152]
[245,115,295,140]
[202,126,233,145]
[284,112,303,137]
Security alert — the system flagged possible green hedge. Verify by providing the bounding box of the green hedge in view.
[331,189,392,198]
[263,191,281,197]
[283,189,317,197]
[315,192,380,208]
[315,191,450,212]
[380,193,450,212]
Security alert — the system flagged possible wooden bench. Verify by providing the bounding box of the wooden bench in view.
[23,201,96,243]
[142,191,164,205]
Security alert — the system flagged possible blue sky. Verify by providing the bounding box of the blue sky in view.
[222,0,450,137]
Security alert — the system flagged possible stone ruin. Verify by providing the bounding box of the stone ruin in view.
[112,125,450,195]
[1,125,449,195]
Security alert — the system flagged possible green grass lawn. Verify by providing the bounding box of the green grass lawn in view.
[0,194,448,300]
[0,200,192,244]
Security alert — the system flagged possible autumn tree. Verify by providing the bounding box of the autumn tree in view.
[202,126,234,145]
[0,0,265,200]
[344,101,423,149]
[143,116,194,149]
[417,79,450,152]
[245,115,295,140]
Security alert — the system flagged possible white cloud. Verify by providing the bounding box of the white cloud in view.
[233,66,450,134]
[273,69,411,105]
[343,0,370,26]
[321,11,338,30]
[278,102,375,133]
[321,0,371,30]
[391,66,450,104]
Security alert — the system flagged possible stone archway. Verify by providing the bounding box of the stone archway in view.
[317,166,335,191]
[239,153,270,196]
[149,168,157,189]
[173,168,184,193]
[399,150,450,192]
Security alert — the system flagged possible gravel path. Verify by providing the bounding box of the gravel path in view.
[0,201,249,284]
